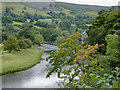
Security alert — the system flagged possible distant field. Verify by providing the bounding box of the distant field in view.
[38,19,52,23]
[71,24,76,26]
[13,21,23,25]
[33,25,43,29]
[2,2,51,17]
[86,24,91,26]
[2,2,72,18]
[1,46,43,75]
[84,11,98,18]
[27,19,30,22]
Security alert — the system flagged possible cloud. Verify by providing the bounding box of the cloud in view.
[56,0,119,6]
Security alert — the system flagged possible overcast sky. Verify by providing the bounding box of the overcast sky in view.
[56,0,119,6]
[1,0,119,6]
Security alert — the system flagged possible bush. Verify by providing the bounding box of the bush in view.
[24,38,33,48]
[18,38,33,49]
[18,39,28,49]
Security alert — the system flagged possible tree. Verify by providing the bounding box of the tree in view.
[17,23,35,42]
[49,3,53,7]
[22,10,24,13]
[24,38,33,48]
[2,15,13,23]
[34,34,44,45]
[99,34,120,67]
[86,10,120,54]
[61,31,70,38]
[24,6,26,10]
[3,36,19,52]
[40,29,58,42]
[18,38,32,49]
[2,32,8,42]
[18,39,28,49]
[5,6,11,13]
[59,20,71,30]
[46,32,104,88]
[55,35,65,45]
[43,7,47,10]
[98,9,107,15]
[30,18,34,23]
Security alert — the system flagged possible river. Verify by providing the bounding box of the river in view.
[1,44,60,88]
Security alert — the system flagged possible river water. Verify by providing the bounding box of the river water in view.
[1,44,60,88]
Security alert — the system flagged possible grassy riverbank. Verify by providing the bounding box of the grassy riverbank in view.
[1,46,43,75]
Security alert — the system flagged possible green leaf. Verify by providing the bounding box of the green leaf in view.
[112,80,119,88]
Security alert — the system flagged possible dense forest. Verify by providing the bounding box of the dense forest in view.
[1,2,120,88]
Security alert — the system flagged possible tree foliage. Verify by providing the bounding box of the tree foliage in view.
[86,10,120,54]
[3,36,20,52]
[98,34,120,68]
[34,34,44,45]
[55,35,65,45]
[46,32,107,88]
[19,38,33,49]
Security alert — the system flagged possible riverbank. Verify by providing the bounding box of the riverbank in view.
[0,46,43,75]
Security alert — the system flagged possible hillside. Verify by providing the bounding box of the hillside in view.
[2,2,110,45]
[23,2,110,18]
[2,2,110,18]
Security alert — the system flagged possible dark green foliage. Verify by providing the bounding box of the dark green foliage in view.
[2,15,13,24]
[22,10,24,13]
[30,18,34,23]
[24,6,26,10]
[35,21,48,28]
[47,11,66,18]
[40,29,58,42]
[2,32,8,42]
[105,34,119,67]
[24,12,34,19]
[17,23,35,42]
[87,10,120,54]
[2,24,18,37]
[14,15,27,22]
[59,20,71,30]
[49,3,53,7]
[5,6,11,13]
[98,34,120,68]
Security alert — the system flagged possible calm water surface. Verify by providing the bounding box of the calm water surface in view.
[2,44,60,88]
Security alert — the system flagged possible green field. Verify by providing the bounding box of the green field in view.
[86,24,91,26]
[38,19,52,23]
[1,46,43,75]
[13,21,24,25]
[27,19,30,22]
[33,25,43,29]
[84,11,98,18]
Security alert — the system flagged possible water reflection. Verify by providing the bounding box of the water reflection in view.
[2,44,60,88]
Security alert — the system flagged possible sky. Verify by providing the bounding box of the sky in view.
[56,0,119,6]
[1,0,119,6]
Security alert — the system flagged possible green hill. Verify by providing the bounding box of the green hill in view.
[2,2,111,45]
